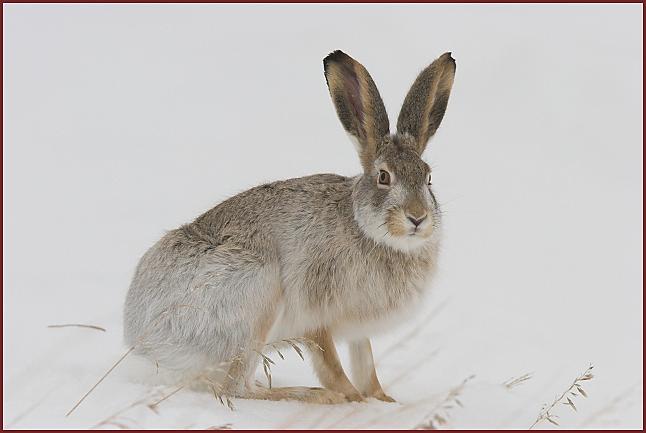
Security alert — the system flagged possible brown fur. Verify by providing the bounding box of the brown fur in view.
[386,208,410,237]
[247,386,346,404]
[397,52,456,154]
[305,329,364,402]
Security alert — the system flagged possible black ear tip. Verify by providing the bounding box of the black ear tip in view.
[436,52,456,72]
[441,51,455,63]
[323,50,350,68]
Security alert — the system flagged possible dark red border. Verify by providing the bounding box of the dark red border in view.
[1,1,643,432]
[1,1,645,3]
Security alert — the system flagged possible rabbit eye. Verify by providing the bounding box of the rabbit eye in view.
[377,170,391,186]
[427,173,432,185]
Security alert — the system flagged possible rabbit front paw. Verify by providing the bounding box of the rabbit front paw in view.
[371,390,396,403]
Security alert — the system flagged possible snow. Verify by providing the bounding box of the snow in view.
[4,4,642,429]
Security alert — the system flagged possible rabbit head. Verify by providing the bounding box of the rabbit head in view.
[323,50,456,253]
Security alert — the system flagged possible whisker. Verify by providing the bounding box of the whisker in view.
[438,195,464,207]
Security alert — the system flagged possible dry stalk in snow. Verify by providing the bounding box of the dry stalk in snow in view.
[255,337,323,389]
[92,391,164,429]
[414,375,474,429]
[503,372,533,389]
[148,385,185,409]
[529,363,595,429]
[48,323,106,332]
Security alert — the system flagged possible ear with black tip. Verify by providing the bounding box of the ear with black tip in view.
[397,52,456,154]
[323,50,389,171]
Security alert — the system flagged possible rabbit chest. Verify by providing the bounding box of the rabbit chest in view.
[279,243,438,336]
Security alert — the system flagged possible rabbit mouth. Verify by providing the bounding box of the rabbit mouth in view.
[408,228,425,237]
[407,222,435,239]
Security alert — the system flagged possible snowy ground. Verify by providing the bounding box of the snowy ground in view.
[4,4,643,429]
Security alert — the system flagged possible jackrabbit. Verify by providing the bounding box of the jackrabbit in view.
[124,50,456,404]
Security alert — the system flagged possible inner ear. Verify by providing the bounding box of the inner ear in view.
[323,50,390,170]
[336,63,364,134]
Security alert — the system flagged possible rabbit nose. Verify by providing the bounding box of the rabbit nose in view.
[407,214,427,227]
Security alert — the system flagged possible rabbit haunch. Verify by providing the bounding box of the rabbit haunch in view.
[124,50,455,403]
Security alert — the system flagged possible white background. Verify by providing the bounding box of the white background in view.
[3,4,642,429]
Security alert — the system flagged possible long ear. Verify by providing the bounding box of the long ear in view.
[323,50,389,170]
[397,52,456,154]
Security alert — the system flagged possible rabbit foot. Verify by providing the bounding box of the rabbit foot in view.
[344,391,366,403]
[371,391,396,403]
[306,387,349,404]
